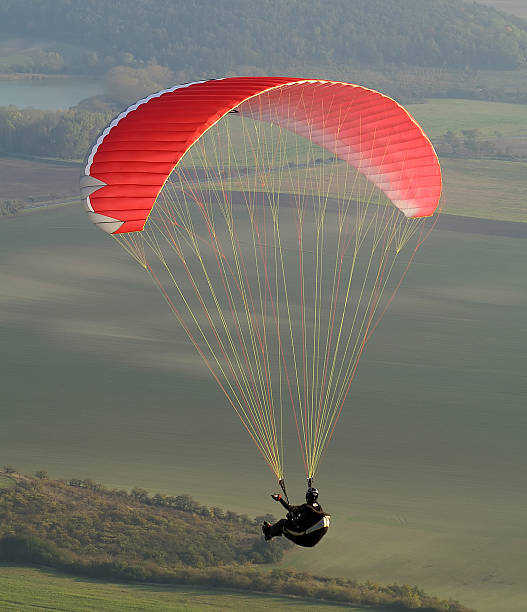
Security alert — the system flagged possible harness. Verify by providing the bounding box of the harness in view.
[278,477,330,547]
[283,515,331,537]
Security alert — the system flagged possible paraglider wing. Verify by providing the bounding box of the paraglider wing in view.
[81,77,441,234]
[80,77,442,482]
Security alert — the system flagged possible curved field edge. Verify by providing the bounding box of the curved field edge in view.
[0,565,380,612]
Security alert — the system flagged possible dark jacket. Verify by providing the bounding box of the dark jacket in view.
[278,497,325,530]
[277,497,330,547]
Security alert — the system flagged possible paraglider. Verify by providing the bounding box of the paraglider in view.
[80,77,441,545]
[263,486,330,548]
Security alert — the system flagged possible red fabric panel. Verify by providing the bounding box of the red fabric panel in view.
[238,81,441,217]
[97,207,152,218]
[84,77,441,233]
[85,78,298,232]
[119,219,150,233]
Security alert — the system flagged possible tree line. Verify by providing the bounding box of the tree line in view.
[1,0,527,77]
[0,470,285,568]
[2,104,525,165]
[0,470,474,611]
[434,128,526,159]
[0,107,112,159]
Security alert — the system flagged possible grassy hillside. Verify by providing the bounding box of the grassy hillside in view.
[439,158,527,220]
[0,472,288,569]
[0,472,471,611]
[0,566,385,612]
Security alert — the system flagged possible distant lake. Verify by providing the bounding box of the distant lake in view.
[0,77,103,110]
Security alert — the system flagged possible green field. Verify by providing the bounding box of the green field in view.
[0,565,372,611]
[407,98,527,139]
[0,201,525,612]
[439,157,527,220]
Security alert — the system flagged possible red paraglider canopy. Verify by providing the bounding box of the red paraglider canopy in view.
[81,77,441,234]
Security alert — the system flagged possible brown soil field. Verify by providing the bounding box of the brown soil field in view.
[0,157,79,202]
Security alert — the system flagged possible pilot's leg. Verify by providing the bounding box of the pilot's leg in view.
[269,518,288,537]
[263,518,289,539]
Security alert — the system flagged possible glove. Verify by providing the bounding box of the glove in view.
[271,494,281,501]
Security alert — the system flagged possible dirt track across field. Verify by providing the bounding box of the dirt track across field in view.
[225,190,527,238]
[2,158,526,239]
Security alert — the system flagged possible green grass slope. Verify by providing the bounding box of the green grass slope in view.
[0,473,287,569]
[0,565,376,612]
[406,98,527,138]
